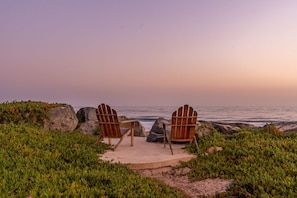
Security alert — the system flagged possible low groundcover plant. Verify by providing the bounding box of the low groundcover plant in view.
[185,125,297,197]
[0,123,186,197]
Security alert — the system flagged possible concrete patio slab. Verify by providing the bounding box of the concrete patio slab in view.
[99,137,197,170]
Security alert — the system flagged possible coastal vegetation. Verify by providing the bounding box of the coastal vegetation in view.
[2,101,297,197]
[186,124,297,197]
[1,123,187,197]
[0,101,62,126]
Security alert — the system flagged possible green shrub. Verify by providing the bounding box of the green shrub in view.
[186,129,297,197]
[0,100,63,126]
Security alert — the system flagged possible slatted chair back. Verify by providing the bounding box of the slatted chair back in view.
[170,104,198,142]
[96,103,122,138]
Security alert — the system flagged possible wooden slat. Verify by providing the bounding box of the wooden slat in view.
[171,110,177,140]
[100,104,107,136]
[97,105,107,137]
[178,106,182,139]
[187,106,194,141]
[182,104,189,139]
[102,104,111,137]
[106,106,114,136]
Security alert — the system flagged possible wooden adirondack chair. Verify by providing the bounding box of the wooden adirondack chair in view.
[95,103,136,151]
[163,104,198,155]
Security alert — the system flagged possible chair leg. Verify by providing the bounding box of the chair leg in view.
[163,130,167,148]
[94,134,103,144]
[163,124,173,155]
[163,123,166,148]
[131,123,135,146]
[113,130,132,151]
[113,138,122,151]
[167,134,173,155]
[194,135,199,153]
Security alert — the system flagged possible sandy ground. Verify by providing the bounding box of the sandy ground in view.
[137,167,233,198]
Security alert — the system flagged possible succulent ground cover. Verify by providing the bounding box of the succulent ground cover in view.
[185,124,297,197]
[0,123,187,197]
[0,101,62,126]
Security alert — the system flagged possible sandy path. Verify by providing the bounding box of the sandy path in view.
[137,167,233,197]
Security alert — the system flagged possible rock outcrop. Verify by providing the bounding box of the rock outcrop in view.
[76,107,97,122]
[76,107,98,135]
[146,118,170,143]
[199,121,256,135]
[266,122,297,133]
[118,116,147,137]
[196,126,213,138]
[44,104,78,132]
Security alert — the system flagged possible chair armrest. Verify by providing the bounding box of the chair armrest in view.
[120,120,137,130]
[159,119,171,130]
[120,119,137,124]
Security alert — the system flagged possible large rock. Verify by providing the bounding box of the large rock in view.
[118,116,146,137]
[212,123,241,135]
[196,125,213,138]
[44,105,78,132]
[78,121,98,135]
[76,107,97,122]
[76,107,98,135]
[146,118,170,143]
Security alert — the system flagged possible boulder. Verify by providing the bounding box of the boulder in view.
[78,121,98,135]
[146,118,170,143]
[196,126,213,138]
[118,116,146,137]
[76,107,97,122]
[76,107,98,135]
[44,104,78,132]
[212,123,241,135]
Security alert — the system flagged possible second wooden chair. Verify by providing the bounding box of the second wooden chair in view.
[95,103,136,151]
[163,104,198,155]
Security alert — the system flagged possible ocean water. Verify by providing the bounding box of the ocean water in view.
[73,106,297,131]
[109,106,297,131]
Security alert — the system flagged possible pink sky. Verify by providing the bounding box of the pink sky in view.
[1,0,297,107]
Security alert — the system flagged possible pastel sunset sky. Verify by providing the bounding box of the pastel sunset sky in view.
[1,0,297,107]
